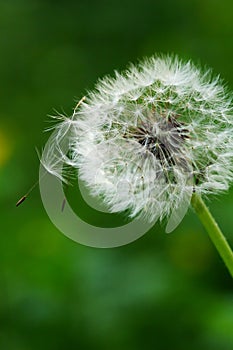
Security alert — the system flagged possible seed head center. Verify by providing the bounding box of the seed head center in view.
[128,114,187,165]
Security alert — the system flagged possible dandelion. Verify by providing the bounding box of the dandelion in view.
[42,54,233,276]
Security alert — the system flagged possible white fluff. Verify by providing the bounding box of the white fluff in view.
[42,55,233,223]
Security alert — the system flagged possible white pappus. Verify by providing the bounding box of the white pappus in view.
[41,55,233,225]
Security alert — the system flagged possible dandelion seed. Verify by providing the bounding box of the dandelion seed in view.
[16,195,27,207]
[42,55,233,227]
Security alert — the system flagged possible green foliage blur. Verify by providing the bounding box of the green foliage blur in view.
[1,0,233,349]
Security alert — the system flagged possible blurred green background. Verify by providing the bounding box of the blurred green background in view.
[1,0,233,349]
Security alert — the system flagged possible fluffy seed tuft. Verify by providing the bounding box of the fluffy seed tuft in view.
[43,55,233,223]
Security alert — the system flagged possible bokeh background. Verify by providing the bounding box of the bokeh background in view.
[1,0,233,349]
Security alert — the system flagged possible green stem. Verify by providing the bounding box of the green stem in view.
[191,193,233,278]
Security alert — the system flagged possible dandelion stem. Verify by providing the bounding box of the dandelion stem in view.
[191,193,233,277]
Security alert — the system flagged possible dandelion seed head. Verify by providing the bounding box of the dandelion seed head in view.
[43,55,233,223]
